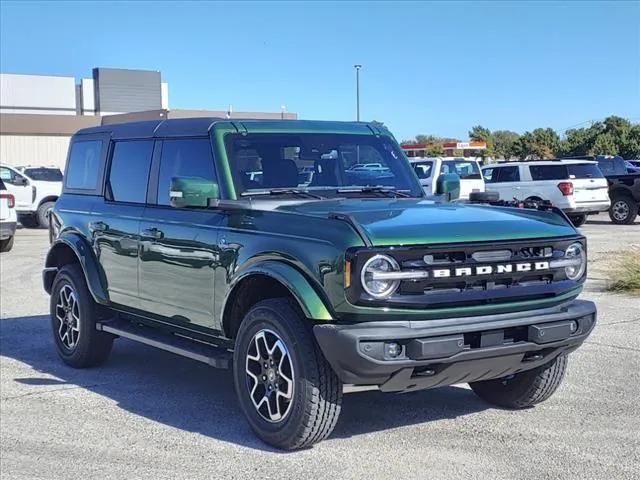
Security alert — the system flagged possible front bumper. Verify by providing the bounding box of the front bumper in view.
[0,221,17,240]
[314,299,596,392]
[564,201,611,214]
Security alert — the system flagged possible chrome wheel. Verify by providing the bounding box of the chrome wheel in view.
[245,329,294,423]
[55,284,80,351]
[612,200,630,221]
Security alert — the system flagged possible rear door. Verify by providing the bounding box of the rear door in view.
[0,179,11,221]
[94,139,154,309]
[138,138,224,331]
[567,163,609,204]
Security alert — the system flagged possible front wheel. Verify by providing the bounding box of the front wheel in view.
[469,354,568,409]
[609,196,638,225]
[568,214,587,227]
[37,201,55,228]
[233,298,342,450]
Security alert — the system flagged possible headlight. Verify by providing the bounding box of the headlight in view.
[361,254,400,298]
[563,242,586,280]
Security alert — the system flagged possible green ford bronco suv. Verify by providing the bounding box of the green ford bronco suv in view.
[44,118,596,449]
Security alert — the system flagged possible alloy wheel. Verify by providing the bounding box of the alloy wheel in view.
[55,284,80,351]
[612,201,630,221]
[245,329,294,423]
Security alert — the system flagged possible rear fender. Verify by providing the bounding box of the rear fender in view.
[44,232,109,304]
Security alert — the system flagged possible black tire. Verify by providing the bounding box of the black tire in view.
[568,214,587,227]
[19,215,38,228]
[50,264,114,368]
[0,236,14,252]
[609,196,638,225]
[469,354,568,409]
[37,201,55,228]
[233,298,342,450]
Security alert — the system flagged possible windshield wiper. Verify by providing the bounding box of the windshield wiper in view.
[241,188,325,199]
[336,186,412,198]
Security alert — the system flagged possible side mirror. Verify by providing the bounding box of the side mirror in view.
[435,173,461,201]
[13,176,28,186]
[169,177,219,208]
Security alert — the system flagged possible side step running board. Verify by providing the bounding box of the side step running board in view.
[96,319,232,369]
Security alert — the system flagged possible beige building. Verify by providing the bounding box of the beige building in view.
[0,68,296,169]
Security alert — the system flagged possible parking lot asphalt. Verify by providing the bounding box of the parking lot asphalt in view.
[1,221,639,480]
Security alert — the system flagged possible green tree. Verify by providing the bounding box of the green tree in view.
[468,125,494,158]
[619,125,640,159]
[518,128,560,159]
[425,144,445,156]
[492,130,520,160]
[591,132,618,155]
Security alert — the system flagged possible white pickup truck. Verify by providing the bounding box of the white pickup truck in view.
[0,165,63,228]
[408,157,485,200]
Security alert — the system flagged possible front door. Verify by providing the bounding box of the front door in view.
[93,139,154,309]
[0,166,32,210]
[138,138,224,331]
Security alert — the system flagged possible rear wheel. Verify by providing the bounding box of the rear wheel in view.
[0,236,14,252]
[568,214,587,227]
[233,298,342,450]
[609,196,638,225]
[50,264,114,368]
[469,354,568,409]
[37,201,55,228]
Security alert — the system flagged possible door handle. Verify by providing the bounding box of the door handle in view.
[89,221,107,232]
[141,227,164,239]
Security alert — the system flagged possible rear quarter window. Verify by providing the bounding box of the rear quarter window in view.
[65,140,103,190]
[567,164,604,179]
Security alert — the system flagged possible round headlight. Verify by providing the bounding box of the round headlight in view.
[564,242,586,280]
[361,254,400,299]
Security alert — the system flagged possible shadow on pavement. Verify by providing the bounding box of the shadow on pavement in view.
[1,315,489,451]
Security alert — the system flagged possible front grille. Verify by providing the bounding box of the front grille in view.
[347,237,585,309]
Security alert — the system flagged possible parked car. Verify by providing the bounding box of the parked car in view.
[0,179,17,252]
[409,157,485,199]
[44,118,596,450]
[0,164,62,228]
[589,156,640,224]
[481,160,610,227]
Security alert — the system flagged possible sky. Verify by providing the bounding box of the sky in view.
[1,1,639,141]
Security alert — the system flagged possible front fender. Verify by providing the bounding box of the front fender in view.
[45,232,109,304]
[227,260,334,321]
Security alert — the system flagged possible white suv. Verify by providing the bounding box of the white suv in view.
[0,179,17,252]
[482,160,610,227]
[0,165,63,228]
[409,157,485,200]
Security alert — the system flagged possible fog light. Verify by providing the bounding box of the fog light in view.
[384,342,402,358]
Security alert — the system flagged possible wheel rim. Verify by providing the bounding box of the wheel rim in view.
[245,329,294,423]
[612,201,629,221]
[55,284,80,351]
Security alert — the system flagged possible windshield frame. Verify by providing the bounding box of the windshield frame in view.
[223,132,424,200]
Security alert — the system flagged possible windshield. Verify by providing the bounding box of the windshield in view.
[440,160,482,180]
[22,167,63,182]
[412,161,433,179]
[225,133,423,198]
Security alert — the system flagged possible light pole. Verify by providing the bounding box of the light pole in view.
[354,64,362,121]
[280,105,286,120]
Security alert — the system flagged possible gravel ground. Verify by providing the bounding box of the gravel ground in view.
[1,220,639,480]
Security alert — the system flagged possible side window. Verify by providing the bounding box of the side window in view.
[107,140,153,203]
[529,165,567,180]
[157,139,218,206]
[65,140,103,190]
[483,168,494,183]
[497,166,520,183]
